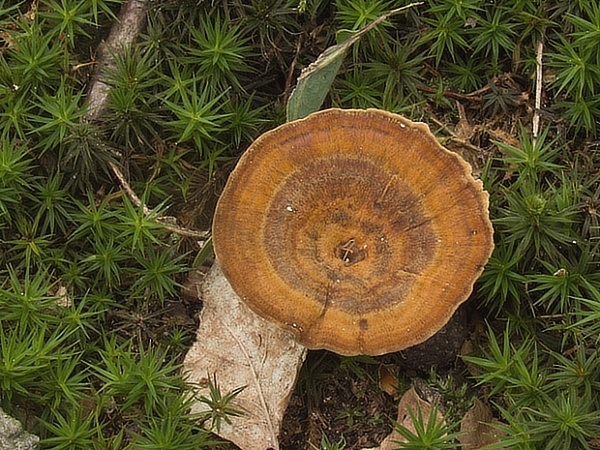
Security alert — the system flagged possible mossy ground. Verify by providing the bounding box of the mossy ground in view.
[1,0,600,449]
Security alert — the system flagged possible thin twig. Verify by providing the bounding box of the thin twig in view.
[417,84,484,102]
[85,0,209,240]
[429,116,483,154]
[285,34,304,95]
[108,161,150,215]
[109,162,209,239]
[109,157,209,239]
[532,39,544,142]
[158,221,209,239]
[85,0,148,121]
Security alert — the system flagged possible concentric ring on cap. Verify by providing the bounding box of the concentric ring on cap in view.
[212,108,494,356]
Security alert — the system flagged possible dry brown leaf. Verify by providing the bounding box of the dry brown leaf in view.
[180,269,205,302]
[459,398,506,450]
[454,101,474,141]
[590,438,600,449]
[488,128,521,149]
[460,339,481,378]
[183,263,307,450]
[378,365,399,398]
[363,386,445,450]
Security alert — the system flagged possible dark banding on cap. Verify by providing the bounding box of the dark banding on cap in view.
[212,108,494,356]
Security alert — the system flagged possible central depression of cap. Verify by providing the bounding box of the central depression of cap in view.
[212,108,494,356]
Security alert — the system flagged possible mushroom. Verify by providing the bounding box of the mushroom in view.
[212,108,494,356]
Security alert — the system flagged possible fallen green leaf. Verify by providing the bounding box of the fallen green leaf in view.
[286,2,423,122]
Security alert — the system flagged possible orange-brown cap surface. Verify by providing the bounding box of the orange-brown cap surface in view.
[212,108,494,356]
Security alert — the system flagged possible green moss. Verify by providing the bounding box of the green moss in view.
[1,0,600,448]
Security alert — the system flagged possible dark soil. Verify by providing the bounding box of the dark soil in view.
[280,351,399,449]
[278,307,472,449]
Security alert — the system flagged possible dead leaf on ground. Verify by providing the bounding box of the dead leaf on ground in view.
[183,263,308,450]
[454,101,474,142]
[378,365,400,398]
[362,386,445,450]
[460,338,481,377]
[590,438,600,449]
[460,398,506,450]
[488,127,521,149]
[180,269,206,302]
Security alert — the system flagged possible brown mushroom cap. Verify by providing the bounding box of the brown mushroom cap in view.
[213,108,494,356]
